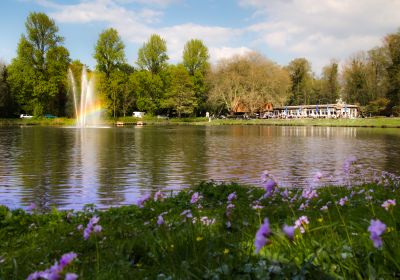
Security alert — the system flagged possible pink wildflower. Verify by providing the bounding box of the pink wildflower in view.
[382,199,396,211]
[302,187,318,200]
[294,216,309,234]
[339,196,348,206]
[154,191,165,202]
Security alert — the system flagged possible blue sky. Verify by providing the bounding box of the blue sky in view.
[1,0,400,74]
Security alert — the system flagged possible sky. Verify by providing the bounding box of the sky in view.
[1,0,400,75]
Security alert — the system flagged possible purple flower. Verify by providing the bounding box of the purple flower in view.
[65,273,79,280]
[154,191,165,202]
[226,203,235,210]
[27,252,78,280]
[180,209,193,219]
[77,224,83,231]
[136,194,151,208]
[93,225,102,233]
[282,224,295,240]
[302,187,318,200]
[59,252,77,269]
[157,215,164,225]
[264,179,277,194]
[190,192,202,204]
[382,199,396,211]
[281,189,289,199]
[320,205,328,211]
[227,192,237,202]
[338,196,348,206]
[83,216,101,240]
[255,218,271,253]
[368,219,386,248]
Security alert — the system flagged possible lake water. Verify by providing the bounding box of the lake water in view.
[1,125,399,210]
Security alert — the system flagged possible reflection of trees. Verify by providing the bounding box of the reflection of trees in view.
[18,127,72,209]
[381,130,400,176]
[95,128,130,206]
[134,126,207,192]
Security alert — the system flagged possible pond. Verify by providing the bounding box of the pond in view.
[1,125,399,210]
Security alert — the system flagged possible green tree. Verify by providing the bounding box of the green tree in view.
[136,71,164,114]
[137,34,169,74]
[94,28,126,78]
[320,61,340,103]
[107,67,137,118]
[162,64,197,117]
[286,58,312,105]
[0,61,15,117]
[342,55,369,105]
[383,30,400,114]
[7,12,70,116]
[182,39,210,75]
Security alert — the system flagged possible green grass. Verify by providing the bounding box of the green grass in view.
[2,117,400,128]
[1,181,400,279]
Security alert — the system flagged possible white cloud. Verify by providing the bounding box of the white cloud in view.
[241,0,400,72]
[210,46,253,62]
[45,0,243,64]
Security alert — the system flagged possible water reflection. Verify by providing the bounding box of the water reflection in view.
[0,125,399,210]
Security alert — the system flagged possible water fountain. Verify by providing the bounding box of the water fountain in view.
[68,67,102,127]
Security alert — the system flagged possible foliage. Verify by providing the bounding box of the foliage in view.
[1,178,400,279]
[0,61,15,117]
[286,58,312,105]
[137,34,169,74]
[320,61,340,104]
[383,30,400,113]
[182,39,210,75]
[208,52,291,115]
[161,64,197,117]
[7,12,70,116]
[135,71,165,114]
[93,28,126,78]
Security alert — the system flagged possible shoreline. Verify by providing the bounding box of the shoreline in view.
[2,117,400,128]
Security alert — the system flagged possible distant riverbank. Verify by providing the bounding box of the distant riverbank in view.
[2,116,400,128]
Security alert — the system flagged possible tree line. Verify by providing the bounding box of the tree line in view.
[1,12,400,118]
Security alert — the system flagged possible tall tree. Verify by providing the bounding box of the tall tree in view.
[320,60,340,103]
[7,12,70,116]
[162,64,197,117]
[383,30,400,114]
[93,28,126,78]
[286,58,312,105]
[208,52,290,115]
[182,39,210,75]
[342,54,369,105]
[137,34,169,74]
[0,61,15,117]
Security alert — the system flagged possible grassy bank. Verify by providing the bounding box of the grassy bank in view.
[2,117,400,128]
[1,179,399,279]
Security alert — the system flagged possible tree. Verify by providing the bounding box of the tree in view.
[137,34,169,74]
[320,61,340,104]
[7,12,70,116]
[383,30,400,114]
[286,58,312,105]
[94,28,126,78]
[0,61,15,117]
[208,52,290,115]
[182,39,210,75]
[162,64,197,117]
[135,71,164,114]
[342,54,370,105]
